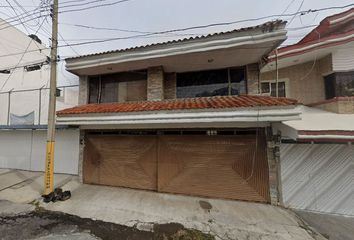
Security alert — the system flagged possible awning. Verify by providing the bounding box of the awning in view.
[65,21,287,75]
[273,106,354,142]
[56,95,301,129]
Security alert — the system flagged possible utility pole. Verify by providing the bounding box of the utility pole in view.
[44,0,59,195]
[275,49,279,98]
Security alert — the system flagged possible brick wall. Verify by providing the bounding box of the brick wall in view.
[147,66,164,101]
[261,54,333,104]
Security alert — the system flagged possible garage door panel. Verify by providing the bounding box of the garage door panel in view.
[158,135,270,202]
[84,135,157,190]
[84,132,270,202]
[83,138,102,184]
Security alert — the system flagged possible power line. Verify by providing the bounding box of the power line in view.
[0,17,47,91]
[0,0,129,26]
[0,3,352,60]
[2,2,354,33]
[287,0,305,26]
[281,0,297,15]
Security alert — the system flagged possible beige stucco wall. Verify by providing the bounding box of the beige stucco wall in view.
[315,100,354,114]
[261,55,333,104]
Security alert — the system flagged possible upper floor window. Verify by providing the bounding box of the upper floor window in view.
[176,68,246,98]
[261,80,287,97]
[324,72,354,99]
[88,71,147,104]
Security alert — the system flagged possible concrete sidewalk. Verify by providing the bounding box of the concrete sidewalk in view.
[0,170,324,240]
[0,169,75,203]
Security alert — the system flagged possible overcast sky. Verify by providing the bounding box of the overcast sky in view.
[1,0,354,85]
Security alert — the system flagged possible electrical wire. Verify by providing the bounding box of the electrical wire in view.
[287,0,305,26]
[281,0,297,15]
[2,2,354,33]
[0,3,352,60]
[0,17,47,91]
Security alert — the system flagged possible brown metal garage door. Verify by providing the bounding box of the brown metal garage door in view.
[84,133,270,202]
[158,135,270,202]
[84,135,158,190]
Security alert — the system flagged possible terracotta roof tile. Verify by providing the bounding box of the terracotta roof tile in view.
[57,95,298,116]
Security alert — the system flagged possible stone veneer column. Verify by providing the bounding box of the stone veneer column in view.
[246,63,260,95]
[266,127,282,205]
[78,75,89,105]
[147,66,164,101]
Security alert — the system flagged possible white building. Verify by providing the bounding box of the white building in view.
[0,18,79,175]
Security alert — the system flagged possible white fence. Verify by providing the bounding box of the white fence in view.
[0,129,80,175]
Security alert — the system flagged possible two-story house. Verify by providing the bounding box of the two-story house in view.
[261,8,354,216]
[0,18,79,175]
[57,20,302,204]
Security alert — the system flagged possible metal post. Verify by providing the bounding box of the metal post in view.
[44,0,59,195]
[6,90,12,126]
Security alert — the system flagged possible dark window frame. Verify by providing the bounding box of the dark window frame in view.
[324,72,354,99]
[176,67,247,98]
[88,71,147,104]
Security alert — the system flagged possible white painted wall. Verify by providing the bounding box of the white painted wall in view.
[0,18,78,125]
[0,129,80,175]
[332,41,354,72]
[280,143,354,216]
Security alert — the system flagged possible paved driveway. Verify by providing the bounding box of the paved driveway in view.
[0,169,325,240]
[296,210,354,240]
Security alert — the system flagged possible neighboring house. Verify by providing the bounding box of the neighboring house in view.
[262,9,354,216]
[57,20,303,205]
[0,18,79,174]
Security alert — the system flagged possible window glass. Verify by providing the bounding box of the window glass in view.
[324,74,336,99]
[88,77,99,103]
[88,71,147,104]
[230,68,246,95]
[261,81,286,97]
[270,82,286,97]
[261,82,270,94]
[100,77,118,103]
[324,72,354,99]
[336,72,354,97]
[176,68,246,98]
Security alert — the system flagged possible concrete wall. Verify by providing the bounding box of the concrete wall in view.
[262,55,332,104]
[280,143,354,216]
[0,129,80,175]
